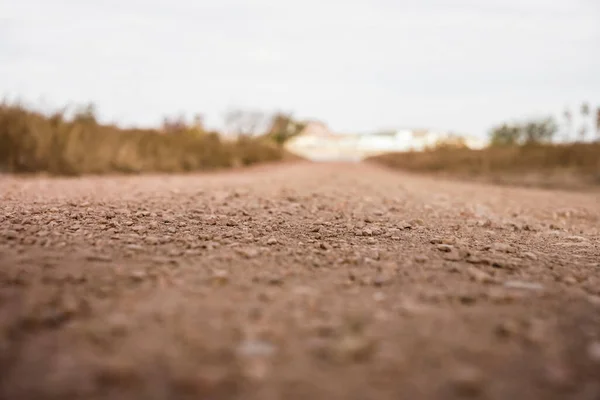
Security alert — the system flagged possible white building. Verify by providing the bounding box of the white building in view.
[285,123,487,161]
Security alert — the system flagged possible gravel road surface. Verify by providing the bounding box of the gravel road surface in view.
[1,162,599,399]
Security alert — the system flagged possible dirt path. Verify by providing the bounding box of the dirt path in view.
[1,162,599,400]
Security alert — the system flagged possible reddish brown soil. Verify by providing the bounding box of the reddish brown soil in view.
[1,162,599,400]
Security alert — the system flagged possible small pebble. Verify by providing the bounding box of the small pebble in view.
[437,244,453,253]
[521,251,538,261]
[443,250,463,261]
[2,230,19,240]
[372,276,387,287]
[86,254,112,262]
[415,255,429,264]
[451,365,485,396]
[565,235,587,242]
[495,320,519,338]
[373,292,385,302]
[334,335,376,362]
[467,267,494,283]
[237,339,276,358]
[588,341,600,363]
[211,269,229,285]
[493,243,513,253]
[504,280,544,291]
[144,236,160,245]
[129,270,146,282]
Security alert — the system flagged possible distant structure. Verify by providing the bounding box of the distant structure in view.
[285,123,487,161]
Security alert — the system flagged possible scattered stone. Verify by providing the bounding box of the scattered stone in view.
[493,243,513,253]
[319,242,329,250]
[371,228,383,236]
[86,254,112,262]
[443,249,464,262]
[108,221,119,229]
[266,237,278,245]
[11,224,25,231]
[565,235,588,242]
[437,244,454,253]
[367,237,377,245]
[495,320,520,338]
[237,248,260,259]
[562,276,577,285]
[411,218,424,226]
[237,339,276,358]
[2,230,18,240]
[521,251,538,261]
[372,276,387,287]
[362,228,373,236]
[504,280,544,291]
[129,270,146,282]
[488,289,525,304]
[144,236,160,245]
[400,222,413,230]
[543,363,575,388]
[414,255,429,264]
[334,334,377,362]
[587,341,600,363]
[466,267,494,284]
[588,295,600,306]
[211,269,229,285]
[466,255,491,265]
[457,293,477,305]
[373,292,385,302]
[292,285,317,296]
[267,276,284,286]
[450,365,485,396]
[477,219,493,228]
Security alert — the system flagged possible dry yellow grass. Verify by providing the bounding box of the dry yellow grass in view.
[368,144,600,190]
[0,103,285,175]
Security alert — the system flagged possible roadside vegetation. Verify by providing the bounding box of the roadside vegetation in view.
[369,103,600,190]
[0,102,300,175]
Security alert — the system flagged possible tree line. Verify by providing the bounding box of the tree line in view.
[490,102,600,146]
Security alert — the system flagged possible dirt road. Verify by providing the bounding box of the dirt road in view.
[1,162,599,400]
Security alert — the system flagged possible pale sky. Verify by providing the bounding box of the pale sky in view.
[1,0,599,137]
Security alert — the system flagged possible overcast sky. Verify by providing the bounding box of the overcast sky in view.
[1,0,599,137]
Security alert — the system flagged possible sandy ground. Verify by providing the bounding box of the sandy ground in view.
[1,162,599,400]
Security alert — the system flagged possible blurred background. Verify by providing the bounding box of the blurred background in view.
[1,0,599,187]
